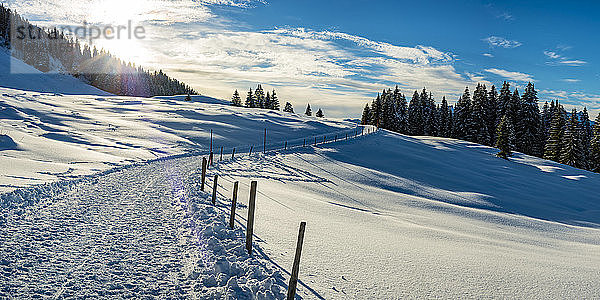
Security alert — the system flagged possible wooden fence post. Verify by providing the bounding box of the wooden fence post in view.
[264,128,267,154]
[287,221,307,300]
[230,181,239,229]
[201,157,207,191]
[346,133,348,140]
[303,139,306,147]
[323,136,326,144]
[314,137,317,146]
[210,129,213,153]
[335,135,337,142]
[212,174,218,205]
[209,152,214,166]
[232,148,236,159]
[249,146,253,156]
[220,146,223,161]
[284,141,287,150]
[246,181,258,254]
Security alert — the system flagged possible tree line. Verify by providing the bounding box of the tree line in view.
[361,82,600,172]
[231,85,324,117]
[0,4,196,97]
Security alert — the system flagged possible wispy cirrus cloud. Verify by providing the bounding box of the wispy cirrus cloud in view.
[562,79,581,83]
[543,50,587,66]
[483,36,522,48]
[482,53,494,58]
[484,68,534,82]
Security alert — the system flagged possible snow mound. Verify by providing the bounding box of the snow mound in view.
[0,134,17,151]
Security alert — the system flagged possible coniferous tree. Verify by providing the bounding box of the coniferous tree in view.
[470,83,491,145]
[264,91,272,110]
[371,94,383,128]
[408,91,423,135]
[439,97,451,137]
[271,90,280,110]
[486,85,498,142]
[517,82,542,156]
[454,87,472,140]
[361,104,372,125]
[581,107,592,164]
[231,90,242,106]
[255,84,265,109]
[560,109,586,169]
[305,104,312,116]
[283,102,294,113]
[245,88,256,108]
[497,81,512,123]
[316,109,324,118]
[544,104,567,161]
[540,101,552,150]
[496,114,514,159]
[590,114,600,172]
[393,87,409,134]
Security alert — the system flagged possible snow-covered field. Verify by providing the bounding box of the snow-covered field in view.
[0,88,355,193]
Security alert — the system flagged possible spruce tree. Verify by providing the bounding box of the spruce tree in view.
[283,102,294,113]
[361,104,372,125]
[271,90,280,110]
[439,97,451,137]
[245,88,256,108]
[371,94,383,128]
[496,114,514,159]
[590,114,600,172]
[453,87,472,140]
[305,104,312,116]
[316,109,324,118]
[497,81,511,123]
[486,85,498,142]
[544,104,566,161]
[581,107,592,166]
[471,83,491,145]
[560,109,586,169]
[231,90,242,106]
[516,82,541,156]
[255,84,265,108]
[408,90,423,135]
[540,101,551,150]
[264,92,272,110]
[393,88,409,134]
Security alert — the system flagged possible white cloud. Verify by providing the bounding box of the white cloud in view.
[483,36,522,48]
[544,50,587,66]
[482,53,494,58]
[484,68,534,82]
[562,79,581,83]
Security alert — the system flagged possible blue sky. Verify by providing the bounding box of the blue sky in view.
[4,0,600,118]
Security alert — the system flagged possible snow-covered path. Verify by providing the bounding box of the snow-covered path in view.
[0,157,288,298]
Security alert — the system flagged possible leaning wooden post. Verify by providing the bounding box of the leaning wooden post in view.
[201,157,207,191]
[246,181,258,254]
[249,146,253,156]
[287,221,307,300]
[230,181,239,229]
[323,136,326,144]
[212,174,218,205]
[284,141,287,150]
[232,148,236,159]
[220,146,223,161]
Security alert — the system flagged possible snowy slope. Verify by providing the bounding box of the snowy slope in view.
[0,87,356,192]
[0,49,111,96]
[210,131,600,299]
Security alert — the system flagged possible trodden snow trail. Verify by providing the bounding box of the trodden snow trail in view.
[0,155,288,298]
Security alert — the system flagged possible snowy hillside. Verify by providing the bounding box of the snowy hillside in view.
[0,87,355,192]
[0,49,111,96]
[211,130,600,298]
